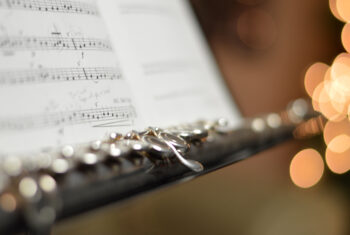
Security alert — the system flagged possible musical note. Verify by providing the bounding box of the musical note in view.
[0,0,99,16]
[0,67,122,86]
[0,106,136,130]
[0,36,112,51]
[0,0,143,155]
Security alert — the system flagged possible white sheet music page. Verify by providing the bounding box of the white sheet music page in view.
[0,0,141,156]
[0,0,241,157]
[97,0,241,128]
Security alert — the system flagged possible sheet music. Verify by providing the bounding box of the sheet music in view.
[0,0,140,156]
[0,36,112,51]
[97,0,241,127]
[0,0,241,157]
[0,67,122,85]
[0,0,99,15]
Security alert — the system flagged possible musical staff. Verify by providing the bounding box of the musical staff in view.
[0,0,99,16]
[0,106,136,130]
[0,67,122,86]
[0,36,112,51]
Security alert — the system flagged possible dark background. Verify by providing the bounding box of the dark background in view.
[53,1,349,234]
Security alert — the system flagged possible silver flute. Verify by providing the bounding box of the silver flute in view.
[0,99,322,235]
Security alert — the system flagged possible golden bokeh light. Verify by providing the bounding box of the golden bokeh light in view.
[290,149,324,188]
[329,0,345,22]
[326,147,350,174]
[342,24,350,52]
[324,67,332,81]
[291,0,350,188]
[312,81,347,121]
[331,53,350,93]
[312,99,321,113]
[304,63,329,97]
[333,52,350,62]
[312,81,326,112]
[322,86,347,121]
[324,119,350,145]
[319,101,346,122]
[325,78,347,104]
[336,0,350,22]
[327,134,350,153]
[312,81,330,104]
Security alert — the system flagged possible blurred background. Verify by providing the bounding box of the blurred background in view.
[53,0,350,234]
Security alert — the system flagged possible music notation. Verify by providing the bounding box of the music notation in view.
[0,36,112,51]
[0,67,122,85]
[0,0,99,16]
[0,106,136,130]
